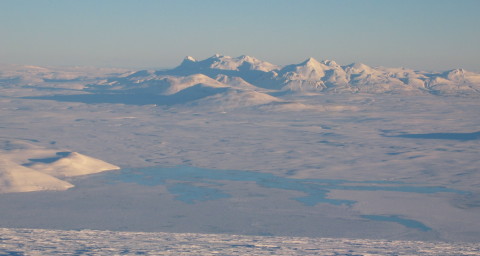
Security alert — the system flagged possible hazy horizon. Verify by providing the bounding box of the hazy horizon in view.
[1,0,480,72]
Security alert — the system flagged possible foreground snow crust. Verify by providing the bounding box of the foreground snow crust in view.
[1,228,479,256]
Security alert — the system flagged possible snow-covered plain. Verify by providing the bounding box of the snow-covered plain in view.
[1,55,479,252]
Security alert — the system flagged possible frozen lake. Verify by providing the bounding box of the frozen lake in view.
[99,165,464,232]
[0,163,474,241]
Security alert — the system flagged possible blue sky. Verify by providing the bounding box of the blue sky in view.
[1,0,479,71]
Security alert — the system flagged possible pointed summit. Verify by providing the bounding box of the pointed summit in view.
[175,55,200,71]
[301,57,321,66]
[280,57,327,80]
[184,56,196,62]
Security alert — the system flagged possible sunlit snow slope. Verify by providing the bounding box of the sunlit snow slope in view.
[0,140,119,193]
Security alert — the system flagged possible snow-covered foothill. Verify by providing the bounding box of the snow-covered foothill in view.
[0,159,73,193]
[188,89,282,109]
[0,139,120,193]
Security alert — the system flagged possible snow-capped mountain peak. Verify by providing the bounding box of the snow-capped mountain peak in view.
[302,57,321,65]
[280,57,328,81]
[172,54,279,73]
[208,54,278,72]
[184,56,197,62]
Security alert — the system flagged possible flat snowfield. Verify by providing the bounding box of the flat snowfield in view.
[1,58,480,253]
[1,228,479,256]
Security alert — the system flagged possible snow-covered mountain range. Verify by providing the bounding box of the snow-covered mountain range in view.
[2,55,480,110]
[94,54,480,96]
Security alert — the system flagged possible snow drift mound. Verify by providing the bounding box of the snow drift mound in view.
[28,152,120,178]
[0,139,120,193]
[0,159,73,193]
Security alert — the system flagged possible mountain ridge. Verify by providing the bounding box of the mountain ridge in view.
[3,55,480,110]
[102,54,480,96]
